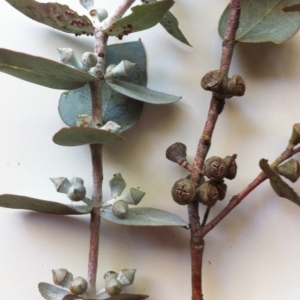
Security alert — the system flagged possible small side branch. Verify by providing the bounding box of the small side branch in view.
[202,146,300,236]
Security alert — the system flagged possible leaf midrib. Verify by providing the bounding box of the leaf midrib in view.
[237,0,281,40]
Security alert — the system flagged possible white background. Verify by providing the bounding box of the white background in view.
[1,1,300,299]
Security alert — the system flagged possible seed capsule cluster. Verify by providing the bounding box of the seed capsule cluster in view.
[171,155,237,207]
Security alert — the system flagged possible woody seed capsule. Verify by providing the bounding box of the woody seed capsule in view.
[204,156,227,181]
[171,178,195,205]
[197,181,218,207]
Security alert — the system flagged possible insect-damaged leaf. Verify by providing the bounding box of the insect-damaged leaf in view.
[53,127,125,146]
[0,194,92,215]
[5,0,94,36]
[101,207,189,228]
[140,0,191,46]
[0,49,96,89]
[58,41,146,132]
[106,79,181,104]
[219,0,300,44]
[259,159,300,206]
[103,0,174,38]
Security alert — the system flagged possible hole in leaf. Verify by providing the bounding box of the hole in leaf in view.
[283,5,300,12]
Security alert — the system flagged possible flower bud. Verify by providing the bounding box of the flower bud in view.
[112,200,129,218]
[70,277,88,295]
[104,271,118,282]
[52,268,73,288]
[105,278,122,296]
[67,178,86,201]
[81,52,98,71]
[57,48,81,69]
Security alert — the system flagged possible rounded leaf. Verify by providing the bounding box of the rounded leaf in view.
[58,41,146,132]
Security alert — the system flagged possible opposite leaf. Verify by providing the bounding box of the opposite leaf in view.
[0,49,96,89]
[106,79,181,104]
[101,207,188,228]
[0,194,92,215]
[219,0,300,44]
[259,159,300,206]
[141,0,191,46]
[5,0,94,36]
[53,127,125,146]
[103,0,175,38]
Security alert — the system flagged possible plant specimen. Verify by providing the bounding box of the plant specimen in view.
[1,0,300,300]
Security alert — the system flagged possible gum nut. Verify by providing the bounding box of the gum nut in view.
[67,184,86,201]
[70,177,84,185]
[112,200,129,218]
[52,268,69,285]
[166,142,187,164]
[106,64,117,74]
[50,177,71,193]
[70,277,88,295]
[79,0,95,11]
[97,7,108,21]
[118,269,136,286]
[105,278,122,296]
[104,271,118,282]
[81,52,98,69]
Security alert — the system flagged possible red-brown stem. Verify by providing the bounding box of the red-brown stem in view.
[87,1,136,296]
[188,1,241,299]
[220,0,241,75]
[201,146,300,236]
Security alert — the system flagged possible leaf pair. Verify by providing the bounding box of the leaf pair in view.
[6,0,190,45]
[55,41,181,147]
[0,194,188,228]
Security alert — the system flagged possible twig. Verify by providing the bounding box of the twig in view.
[201,145,300,236]
[86,1,136,296]
[187,1,241,299]
[201,206,211,227]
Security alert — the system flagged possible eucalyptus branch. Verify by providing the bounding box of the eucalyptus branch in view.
[187,1,241,300]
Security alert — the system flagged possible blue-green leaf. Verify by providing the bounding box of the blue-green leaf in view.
[0,194,91,215]
[103,0,174,38]
[5,0,94,36]
[106,79,181,104]
[219,0,300,44]
[39,283,83,300]
[53,127,125,146]
[58,41,146,132]
[101,207,188,228]
[141,0,191,46]
[0,49,96,89]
